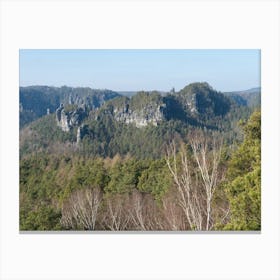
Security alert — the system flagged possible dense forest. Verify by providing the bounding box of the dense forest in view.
[19,82,261,231]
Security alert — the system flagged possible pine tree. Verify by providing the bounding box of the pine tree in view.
[224,110,261,230]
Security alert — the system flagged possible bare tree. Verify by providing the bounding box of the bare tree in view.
[129,190,147,230]
[189,131,223,230]
[161,190,187,230]
[100,194,131,231]
[166,131,223,230]
[61,187,102,230]
[129,190,163,230]
[100,191,164,231]
[166,141,203,230]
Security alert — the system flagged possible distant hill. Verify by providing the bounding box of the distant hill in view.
[177,82,232,117]
[117,91,168,97]
[20,86,120,128]
[117,91,138,97]
[224,87,261,108]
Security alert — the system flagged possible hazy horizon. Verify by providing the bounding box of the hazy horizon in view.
[18,83,261,94]
[20,49,261,92]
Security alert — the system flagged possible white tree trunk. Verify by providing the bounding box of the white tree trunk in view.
[166,132,223,230]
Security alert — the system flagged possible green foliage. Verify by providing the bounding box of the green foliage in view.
[20,206,61,230]
[66,158,109,196]
[224,110,261,230]
[105,159,148,194]
[137,159,172,201]
[224,167,261,230]
[242,110,261,140]
[227,111,261,179]
[77,115,186,159]
[105,96,130,110]
[130,91,163,110]
[20,110,37,128]
[63,104,78,113]
[20,114,77,157]
[20,153,172,230]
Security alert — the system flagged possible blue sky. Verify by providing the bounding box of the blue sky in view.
[19,49,260,92]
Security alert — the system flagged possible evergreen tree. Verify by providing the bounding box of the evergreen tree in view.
[224,110,261,230]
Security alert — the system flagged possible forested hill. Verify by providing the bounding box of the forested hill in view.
[20,84,261,129]
[20,82,258,159]
[20,86,121,128]
[224,87,261,108]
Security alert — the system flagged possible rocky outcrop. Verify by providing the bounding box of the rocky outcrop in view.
[65,90,120,110]
[178,82,231,117]
[113,103,166,127]
[103,92,167,128]
[76,124,88,144]
[185,93,198,115]
[56,104,87,132]
[56,104,68,131]
[20,86,121,128]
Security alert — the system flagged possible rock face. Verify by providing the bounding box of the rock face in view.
[113,103,166,127]
[56,104,87,132]
[56,104,69,131]
[65,90,120,110]
[55,84,233,136]
[76,124,88,143]
[104,92,167,128]
[185,93,198,115]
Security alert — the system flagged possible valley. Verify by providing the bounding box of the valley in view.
[19,82,261,231]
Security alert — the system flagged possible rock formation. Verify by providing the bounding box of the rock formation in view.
[76,124,88,144]
[185,93,198,115]
[56,104,87,132]
[113,103,166,127]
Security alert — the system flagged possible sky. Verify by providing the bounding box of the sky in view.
[19,49,260,92]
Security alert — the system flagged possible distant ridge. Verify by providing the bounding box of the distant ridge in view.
[223,87,261,108]
[224,87,261,94]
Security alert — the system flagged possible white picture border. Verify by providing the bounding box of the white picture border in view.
[1,0,280,279]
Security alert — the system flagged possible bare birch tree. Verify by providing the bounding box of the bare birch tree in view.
[161,190,187,230]
[129,190,163,230]
[100,191,165,231]
[100,194,131,231]
[61,187,102,230]
[166,131,223,230]
[189,131,223,230]
[166,141,203,230]
[129,190,147,230]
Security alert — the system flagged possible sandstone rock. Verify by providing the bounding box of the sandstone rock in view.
[56,103,87,132]
[76,124,88,144]
[185,93,198,115]
[113,102,166,127]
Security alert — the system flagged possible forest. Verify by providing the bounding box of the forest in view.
[19,83,261,231]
